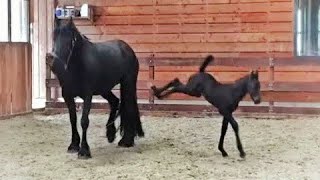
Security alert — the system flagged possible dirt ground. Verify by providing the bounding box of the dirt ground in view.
[1,113,320,180]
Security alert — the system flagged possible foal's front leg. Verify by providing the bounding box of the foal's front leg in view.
[64,96,80,153]
[218,117,229,157]
[78,95,93,159]
[229,115,246,158]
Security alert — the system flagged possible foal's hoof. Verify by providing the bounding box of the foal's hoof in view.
[67,144,80,153]
[106,127,116,143]
[151,86,161,98]
[118,139,134,148]
[222,152,229,157]
[78,148,92,159]
[240,152,246,158]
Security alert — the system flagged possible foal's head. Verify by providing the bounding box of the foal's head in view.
[247,70,261,104]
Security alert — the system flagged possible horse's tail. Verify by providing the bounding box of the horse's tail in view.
[199,55,214,72]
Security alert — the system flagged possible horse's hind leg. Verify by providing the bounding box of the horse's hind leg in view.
[101,91,120,143]
[118,74,144,147]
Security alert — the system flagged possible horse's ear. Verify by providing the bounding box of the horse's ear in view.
[67,16,74,26]
[54,13,60,27]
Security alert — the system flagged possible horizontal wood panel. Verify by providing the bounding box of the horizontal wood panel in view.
[47,101,320,115]
[130,42,292,53]
[46,79,150,90]
[154,71,270,81]
[86,32,292,44]
[92,2,292,16]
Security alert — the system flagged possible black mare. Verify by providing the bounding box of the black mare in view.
[151,55,261,158]
[47,16,144,159]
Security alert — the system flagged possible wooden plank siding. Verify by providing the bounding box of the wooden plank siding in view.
[44,0,320,114]
[0,43,32,118]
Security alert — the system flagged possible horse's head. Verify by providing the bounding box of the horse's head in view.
[247,70,261,104]
[52,15,80,70]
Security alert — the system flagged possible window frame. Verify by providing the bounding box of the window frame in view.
[0,0,30,43]
[294,0,320,57]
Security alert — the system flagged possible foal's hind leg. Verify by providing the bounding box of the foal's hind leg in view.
[101,91,120,143]
[155,80,201,99]
[151,78,180,98]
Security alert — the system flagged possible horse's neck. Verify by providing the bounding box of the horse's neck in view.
[233,76,249,102]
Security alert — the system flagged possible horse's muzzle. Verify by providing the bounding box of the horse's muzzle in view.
[46,53,54,68]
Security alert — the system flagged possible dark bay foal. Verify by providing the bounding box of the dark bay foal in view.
[151,55,261,158]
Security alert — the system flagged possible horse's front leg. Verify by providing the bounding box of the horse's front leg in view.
[78,95,93,159]
[64,96,80,153]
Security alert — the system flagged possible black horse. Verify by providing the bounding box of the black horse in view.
[151,55,261,158]
[47,16,144,159]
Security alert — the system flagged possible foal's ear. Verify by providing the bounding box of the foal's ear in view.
[251,70,259,79]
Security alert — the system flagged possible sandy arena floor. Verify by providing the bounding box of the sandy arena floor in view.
[0,112,320,179]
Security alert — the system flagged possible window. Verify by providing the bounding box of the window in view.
[0,0,29,42]
[295,0,320,56]
[0,1,9,41]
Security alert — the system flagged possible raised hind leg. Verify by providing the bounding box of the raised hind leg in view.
[101,91,120,143]
[151,78,180,98]
[118,75,144,147]
[153,79,201,99]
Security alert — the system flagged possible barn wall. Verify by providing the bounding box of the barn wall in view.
[57,0,294,58]
[53,0,296,99]
[45,0,320,114]
[0,43,32,118]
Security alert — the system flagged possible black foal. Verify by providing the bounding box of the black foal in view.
[151,55,261,158]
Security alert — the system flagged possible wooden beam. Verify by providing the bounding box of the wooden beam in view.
[45,101,320,115]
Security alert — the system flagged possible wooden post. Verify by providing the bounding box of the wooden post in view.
[148,54,155,105]
[268,57,274,113]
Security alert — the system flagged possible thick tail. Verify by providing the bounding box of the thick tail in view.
[199,55,214,72]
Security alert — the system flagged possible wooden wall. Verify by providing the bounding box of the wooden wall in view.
[44,0,320,114]
[0,43,32,118]
[53,0,295,98]
[57,0,293,59]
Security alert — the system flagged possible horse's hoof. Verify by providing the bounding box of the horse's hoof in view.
[240,152,246,158]
[78,148,92,159]
[67,144,80,153]
[118,139,134,148]
[106,127,116,143]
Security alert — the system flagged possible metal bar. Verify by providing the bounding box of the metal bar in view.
[268,57,275,113]
[8,0,11,42]
[148,54,155,104]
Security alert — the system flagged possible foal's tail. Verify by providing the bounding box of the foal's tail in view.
[199,55,214,72]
